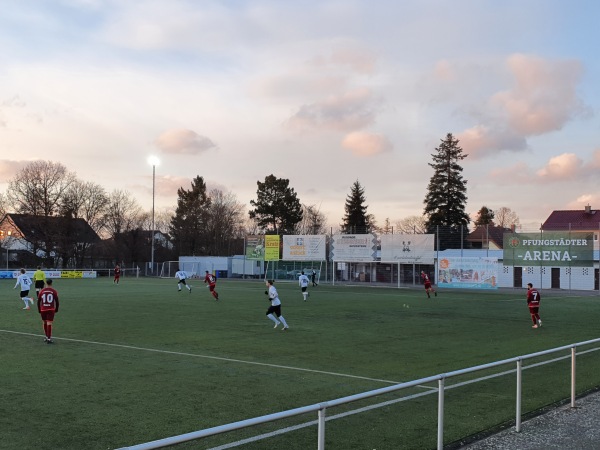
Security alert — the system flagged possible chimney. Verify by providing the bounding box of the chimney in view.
[585,204,592,214]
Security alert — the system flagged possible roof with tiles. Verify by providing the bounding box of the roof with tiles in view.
[542,206,600,231]
[466,225,512,248]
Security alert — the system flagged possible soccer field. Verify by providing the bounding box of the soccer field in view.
[2,278,600,450]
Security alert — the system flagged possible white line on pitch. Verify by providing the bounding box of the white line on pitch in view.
[0,329,436,389]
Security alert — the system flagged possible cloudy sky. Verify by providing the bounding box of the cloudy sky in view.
[1,0,599,230]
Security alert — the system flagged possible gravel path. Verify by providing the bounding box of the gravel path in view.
[460,390,600,449]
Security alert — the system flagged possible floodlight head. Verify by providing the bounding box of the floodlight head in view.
[147,156,160,166]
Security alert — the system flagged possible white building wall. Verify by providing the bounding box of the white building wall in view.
[436,249,598,291]
[499,265,513,288]
[522,266,545,289]
[563,267,595,290]
[179,256,228,276]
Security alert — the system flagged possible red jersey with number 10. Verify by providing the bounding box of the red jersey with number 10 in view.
[38,287,60,312]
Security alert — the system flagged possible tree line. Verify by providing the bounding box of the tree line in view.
[0,133,521,265]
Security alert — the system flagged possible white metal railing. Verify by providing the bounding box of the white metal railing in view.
[119,337,600,450]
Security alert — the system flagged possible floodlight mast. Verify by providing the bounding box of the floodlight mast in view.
[147,156,160,275]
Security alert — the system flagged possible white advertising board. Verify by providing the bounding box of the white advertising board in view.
[282,235,326,260]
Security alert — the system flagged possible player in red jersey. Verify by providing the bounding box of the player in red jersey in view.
[204,270,219,301]
[37,279,60,344]
[114,264,121,284]
[421,271,437,298]
[526,282,542,329]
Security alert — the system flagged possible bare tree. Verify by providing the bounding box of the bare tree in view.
[296,204,327,235]
[205,189,245,255]
[395,215,428,234]
[375,217,394,235]
[154,209,175,235]
[0,192,7,218]
[7,160,76,217]
[494,207,521,228]
[61,180,109,236]
[103,189,143,237]
[243,217,261,236]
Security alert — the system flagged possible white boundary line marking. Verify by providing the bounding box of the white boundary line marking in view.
[1,329,433,387]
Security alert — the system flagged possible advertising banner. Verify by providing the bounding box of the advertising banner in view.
[379,234,435,263]
[437,257,499,289]
[61,271,83,278]
[264,235,280,261]
[503,232,594,267]
[0,270,94,279]
[331,234,377,262]
[245,235,265,260]
[282,235,327,260]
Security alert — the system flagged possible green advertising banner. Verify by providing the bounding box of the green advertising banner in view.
[245,235,264,260]
[264,235,280,261]
[503,232,594,267]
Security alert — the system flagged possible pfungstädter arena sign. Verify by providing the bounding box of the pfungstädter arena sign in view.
[503,232,594,266]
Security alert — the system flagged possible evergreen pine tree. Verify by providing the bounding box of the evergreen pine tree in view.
[423,133,470,249]
[474,206,495,226]
[249,174,302,235]
[169,176,211,256]
[341,180,373,234]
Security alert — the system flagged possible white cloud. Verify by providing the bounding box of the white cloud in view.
[286,88,377,132]
[341,131,392,157]
[455,54,590,157]
[154,129,216,155]
[309,46,377,75]
[457,125,526,159]
[489,161,531,183]
[2,95,26,107]
[493,54,588,135]
[586,149,600,170]
[537,153,583,180]
[567,194,600,210]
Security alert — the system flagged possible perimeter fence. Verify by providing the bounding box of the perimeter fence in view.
[130,224,600,291]
[251,225,600,291]
[119,337,600,450]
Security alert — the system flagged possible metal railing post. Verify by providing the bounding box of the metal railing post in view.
[318,406,326,450]
[437,377,445,450]
[571,347,576,408]
[516,359,522,432]
[120,338,600,450]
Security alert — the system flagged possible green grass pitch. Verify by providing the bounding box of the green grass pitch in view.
[2,277,600,450]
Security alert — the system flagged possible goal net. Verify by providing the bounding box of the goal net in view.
[159,261,202,279]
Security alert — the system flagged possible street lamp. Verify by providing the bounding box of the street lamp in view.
[147,156,160,276]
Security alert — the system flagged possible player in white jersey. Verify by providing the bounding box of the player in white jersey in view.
[14,268,34,310]
[265,280,289,331]
[175,270,192,293]
[298,271,310,301]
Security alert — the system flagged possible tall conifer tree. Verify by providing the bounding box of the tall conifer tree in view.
[169,176,210,256]
[341,180,373,234]
[249,174,302,235]
[423,133,470,249]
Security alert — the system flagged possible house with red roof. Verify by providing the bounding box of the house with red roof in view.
[541,205,600,242]
[465,225,512,250]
